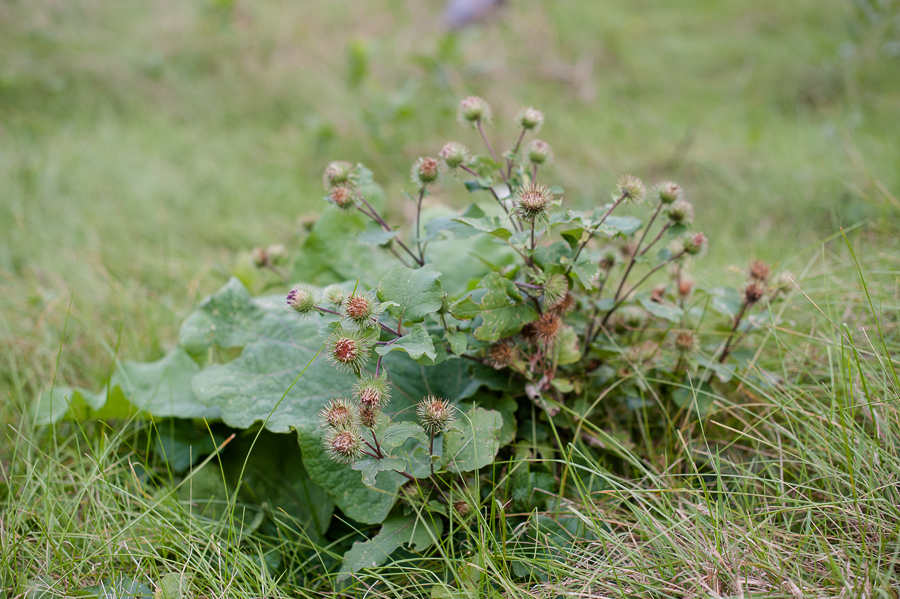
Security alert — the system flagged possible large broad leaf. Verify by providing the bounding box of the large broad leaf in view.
[452,272,539,342]
[337,513,444,582]
[31,385,105,425]
[291,207,392,286]
[382,354,504,409]
[377,264,444,324]
[638,296,685,323]
[423,204,485,241]
[375,324,436,361]
[112,348,219,419]
[443,407,503,473]
[452,215,514,240]
[299,428,402,525]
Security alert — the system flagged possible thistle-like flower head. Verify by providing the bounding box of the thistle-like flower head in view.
[744,282,765,305]
[457,96,492,128]
[326,327,374,374]
[324,427,363,464]
[439,142,472,169]
[533,312,562,346]
[681,232,708,256]
[749,260,771,283]
[678,277,694,298]
[343,290,383,330]
[417,396,457,435]
[526,139,553,165]
[319,398,357,430]
[666,199,694,224]
[250,247,268,268]
[353,372,391,411]
[323,161,355,190]
[328,185,357,211]
[410,156,446,187]
[323,284,346,309]
[359,407,379,429]
[514,182,555,222]
[654,181,683,205]
[542,274,569,309]
[286,284,317,318]
[489,341,515,370]
[616,175,646,203]
[599,247,618,270]
[674,331,696,355]
[517,107,544,132]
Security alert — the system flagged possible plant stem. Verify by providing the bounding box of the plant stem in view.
[429,432,435,477]
[477,122,498,163]
[506,128,527,179]
[638,222,672,258]
[596,249,687,334]
[315,306,402,338]
[570,193,627,265]
[611,201,665,305]
[415,187,425,262]
[459,164,521,231]
[357,201,423,266]
[530,219,536,252]
[718,299,749,363]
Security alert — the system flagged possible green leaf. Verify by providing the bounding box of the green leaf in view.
[443,407,503,473]
[638,297,685,323]
[424,204,485,241]
[299,428,401,524]
[561,256,600,290]
[453,272,539,342]
[452,215,514,240]
[113,348,218,419]
[383,354,499,408]
[377,264,445,324]
[352,457,407,487]
[706,287,743,318]
[380,421,429,450]
[604,215,642,236]
[153,419,221,473]
[31,385,105,426]
[291,207,393,286]
[338,514,444,582]
[375,324,436,361]
[157,573,186,599]
[671,382,717,415]
[358,221,398,247]
[446,330,468,355]
[551,325,581,366]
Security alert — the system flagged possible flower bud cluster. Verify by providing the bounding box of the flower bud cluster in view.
[322,161,362,211]
[417,396,456,435]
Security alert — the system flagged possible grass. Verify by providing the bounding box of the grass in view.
[2,0,900,596]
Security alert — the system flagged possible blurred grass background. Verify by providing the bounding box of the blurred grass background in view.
[1,0,899,405]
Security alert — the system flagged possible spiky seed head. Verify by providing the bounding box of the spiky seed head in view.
[542,274,569,309]
[250,246,268,268]
[453,500,471,516]
[616,175,646,203]
[678,277,694,298]
[517,107,544,131]
[599,247,618,270]
[514,182,554,221]
[489,342,515,370]
[344,291,381,328]
[417,396,456,435]
[328,185,357,210]
[327,328,372,374]
[353,372,391,411]
[682,232,708,256]
[627,340,658,364]
[533,312,562,346]
[286,284,317,317]
[325,428,362,464]
[323,284,346,308]
[358,407,379,429]
[666,199,694,224]
[749,260,771,282]
[319,398,356,429]
[675,331,696,354]
[437,293,452,316]
[655,181,683,205]
[744,282,765,305]
[457,96,492,128]
[650,284,667,303]
[400,482,421,504]
[526,139,553,165]
[521,321,538,343]
[439,142,472,169]
[411,156,445,187]
[552,292,576,315]
[323,161,355,190]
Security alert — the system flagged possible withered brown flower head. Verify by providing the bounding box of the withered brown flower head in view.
[489,342,515,370]
[749,260,771,283]
[533,312,562,346]
[745,282,765,304]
